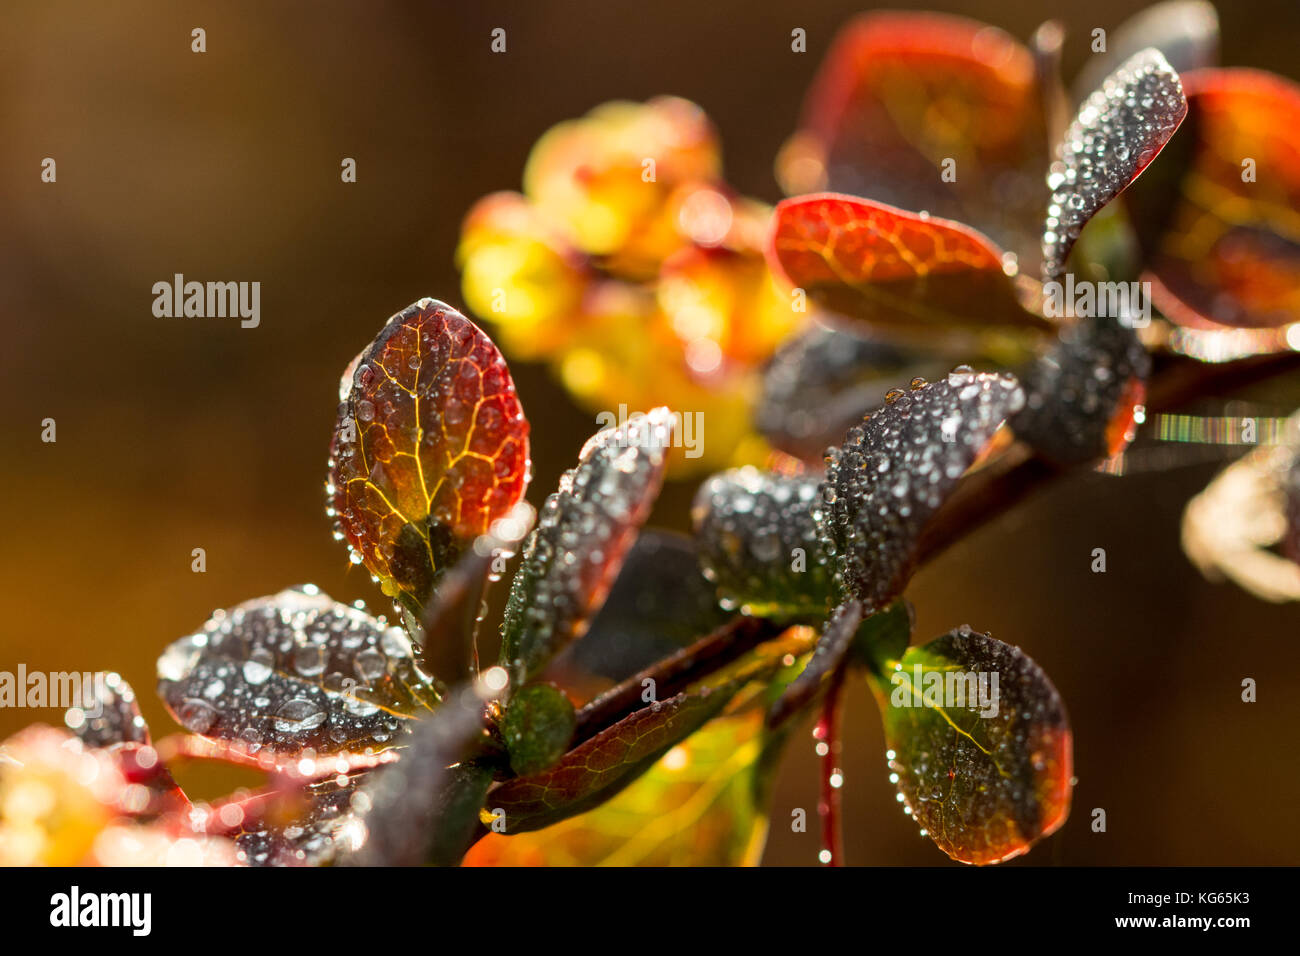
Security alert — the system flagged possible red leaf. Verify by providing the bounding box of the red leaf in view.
[769,194,1045,332]
[329,298,531,610]
[780,12,1049,269]
[1139,69,1300,331]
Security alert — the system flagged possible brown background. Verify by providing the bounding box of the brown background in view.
[2,0,1298,865]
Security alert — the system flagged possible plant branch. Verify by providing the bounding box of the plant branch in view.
[914,350,1300,567]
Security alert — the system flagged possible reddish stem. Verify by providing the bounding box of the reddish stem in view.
[814,668,846,866]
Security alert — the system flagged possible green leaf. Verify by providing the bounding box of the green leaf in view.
[502,683,577,776]
[868,626,1073,865]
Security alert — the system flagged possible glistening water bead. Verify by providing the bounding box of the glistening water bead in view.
[156,587,437,757]
[499,408,674,686]
[692,466,834,616]
[819,372,1025,608]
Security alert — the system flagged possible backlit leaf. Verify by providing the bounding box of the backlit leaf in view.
[500,408,674,687]
[819,370,1025,607]
[778,11,1049,268]
[156,587,436,757]
[769,194,1046,333]
[224,773,370,867]
[1042,49,1187,281]
[869,626,1072,865]
[328,298,530,612]
[1137,70,1300,330]
[464,710,773,866]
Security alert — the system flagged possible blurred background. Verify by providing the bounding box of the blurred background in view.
[2,0,1298,865]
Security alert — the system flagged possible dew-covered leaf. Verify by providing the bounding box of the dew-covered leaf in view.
[465,710,775,866]
[66,673,150,749]
[500,408,674,687]
[869,626,1072,865]
[1042,49,1187,281]
[770,194,1046,333]
[1136,70,1300,330]
[777,12,1049,269]
[328,298,531,613]
[502,682,577,776]
[559,530,731,684]
[1012,316,1151,464]
[819,371,1025,607]
[757,325,956,461]
[487,681,739,834]
[692,466,833,617]
[156,587,437,757]
[224,773,370,867]
[1071,1,1219,110]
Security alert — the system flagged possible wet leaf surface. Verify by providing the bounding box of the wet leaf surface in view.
[779,11,1049,268]
[228,773,370,867]
[500,408,673,687]
[819,371,1025,607]
[67,673,150,749]
[328,298,530,611]
[869,626,1072,865]
[770,194,1044,334]
[692,466,833,617]
[156,587,437,757]
[1137,70,1300,329]
[1041,49,1187,281]
[1012,315,1151,464]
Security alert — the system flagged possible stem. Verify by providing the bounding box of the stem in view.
[915,351,1300,567]
[573,616,787,745]
[815,667,846,867]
